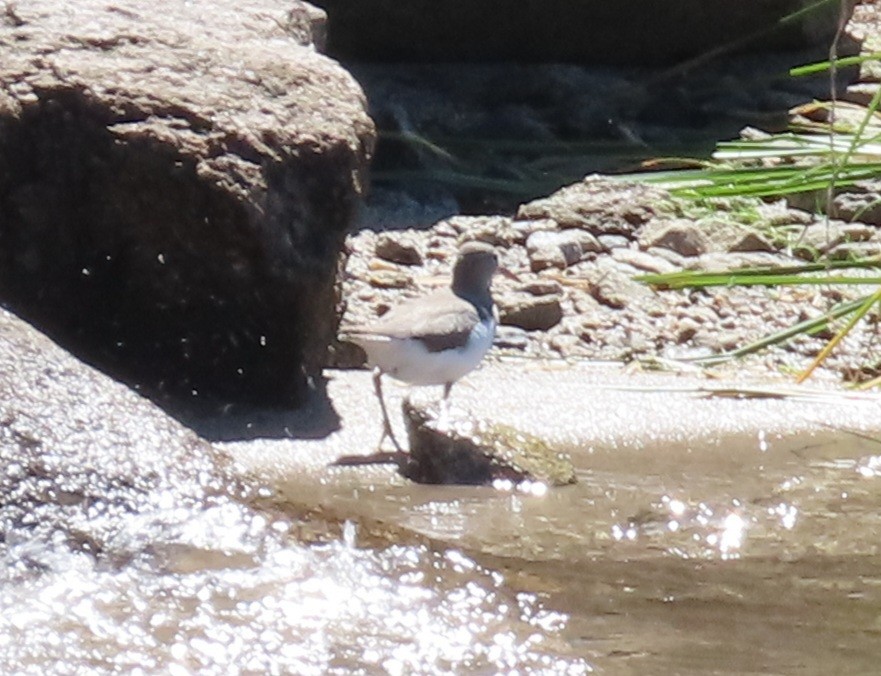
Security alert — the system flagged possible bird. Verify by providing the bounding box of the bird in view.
[341,240,499,452]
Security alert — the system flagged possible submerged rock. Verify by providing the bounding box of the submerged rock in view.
[402,400,576,487]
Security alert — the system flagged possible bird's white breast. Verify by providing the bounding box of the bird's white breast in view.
[356,316,495,386]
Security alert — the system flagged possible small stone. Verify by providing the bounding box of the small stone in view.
[833,183,881,226]
[843,83,881,107]
[686,252,793,271]
[498,293,564,331]
[646,246,688,268]
[446,216,517,246]
[638,219,709,256]
[701,219,774,253]
[597,234,631,250]
[675,317,700,343]
[368,270,412,289]
[827,241,881,261]
[549,334,580,355]
[510,218,558,245]
[493,325,530,350]
[573,293,602,314]
[573,231,603,253]
[791,219,876,259]
[611,248,678,274]
[526,231,583,272]
[583,258,658,310]
[520,280,564,296]
[756,200,813,226]
[374,233,423,266]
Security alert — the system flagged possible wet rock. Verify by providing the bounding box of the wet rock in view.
[401,400,576,487]
[525,231,583,271]
[0,306,231,577]
[517,177,668,237]
[374,233,424,266]
[0,0,374,408]
[498,293,564,331]
[639,219,710,256]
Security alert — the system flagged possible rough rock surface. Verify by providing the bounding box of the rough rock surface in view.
[0,305,229,580]
[402,399,576,487]
[313,0,850,64]
[0,0,374,408]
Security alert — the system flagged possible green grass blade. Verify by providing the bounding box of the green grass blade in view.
[687,296,871,365]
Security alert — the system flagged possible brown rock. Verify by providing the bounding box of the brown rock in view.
[402,399,576,487]
[525,231,583,271]
[375,233,424,266]
[791,219,876,259]
[520,280,564,296]
[0,0,374,407]
[517,177,669,237]
[582,258,660,310]
[368,270,413,289]
[703,220,775,253]
[498,293,564,331]
[832,181,881,226]
[611,248,678,274]
[445,215,517,246]
[639,219,710,257]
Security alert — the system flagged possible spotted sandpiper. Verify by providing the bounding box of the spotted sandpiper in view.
[341,241,499,452]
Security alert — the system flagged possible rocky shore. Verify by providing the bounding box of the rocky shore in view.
[339,174,881,385]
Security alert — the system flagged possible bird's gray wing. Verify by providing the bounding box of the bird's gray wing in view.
[346,290,480,353]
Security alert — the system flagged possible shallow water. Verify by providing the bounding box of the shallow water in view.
[226,363,881,672]
[4,362,881,673]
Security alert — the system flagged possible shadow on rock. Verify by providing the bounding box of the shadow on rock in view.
[180,375,342,443]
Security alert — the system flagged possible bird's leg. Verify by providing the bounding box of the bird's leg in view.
[330,368,405,467]
[374,368,403,453]
[438,381,453,423]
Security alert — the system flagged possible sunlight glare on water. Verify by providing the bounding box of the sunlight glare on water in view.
[0,498,592,675]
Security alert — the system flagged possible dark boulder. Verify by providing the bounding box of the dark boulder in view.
[0,0,374,408]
